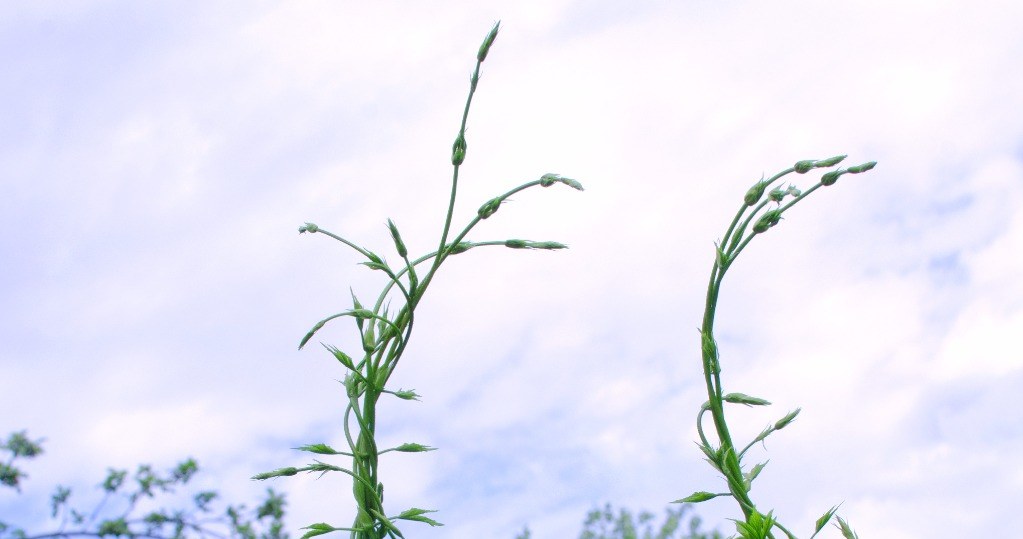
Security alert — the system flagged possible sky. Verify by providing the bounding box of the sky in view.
[2,1,1022,538]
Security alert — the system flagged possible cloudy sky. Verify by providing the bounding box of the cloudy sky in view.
[2,1,1021,538]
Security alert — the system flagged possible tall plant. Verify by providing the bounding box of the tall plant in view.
[253,22,583,539]
[675,157,877,539]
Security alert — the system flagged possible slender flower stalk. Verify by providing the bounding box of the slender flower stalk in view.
[254,22,582,539]
[675,156,876,539]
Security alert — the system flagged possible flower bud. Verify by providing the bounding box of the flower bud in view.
[447,242,473,255]
[847,161,877,174]
[774,408,801,430]
[752,209,782,233]
[386,219,408,258]
[393,443,436,453]
[744,179,769,206]
[299,222,319,234]
[821,169,845,186]
[451,134,467,166]
[478,197,502,219]
[477,22,500,63]
[723,392,772,406]
[794,160,816,174]
[814,154,847,168]
[768,187,786,202]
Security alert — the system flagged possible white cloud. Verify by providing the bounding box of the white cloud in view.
[3,2,1022,539]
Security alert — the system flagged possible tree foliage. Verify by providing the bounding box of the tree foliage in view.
[1,431,286,539]
[514,503,724,539]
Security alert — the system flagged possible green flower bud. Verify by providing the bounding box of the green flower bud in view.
[386,219,408,258]
[251,467,299,480]
[774,408,801,430]
[794,160,816,174]
[504,239,528,249]
[451,133,467,166]
[752,209,782,233]
[674,491,722,504]
[847,161,877,174]
[478,197,502,219]
[391,388,421,400]
[814,154,847,168]
[744,179,769,206]
[477,22,500,63]
[821,169,845,186]
[299,222,318,234]
[447,242,473,254]
[768,187,786,202]
[392,443,436,453]
[723,392,772,406]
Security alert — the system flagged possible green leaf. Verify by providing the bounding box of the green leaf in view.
[102,469,127,493]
